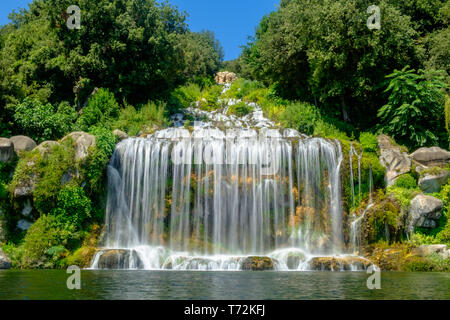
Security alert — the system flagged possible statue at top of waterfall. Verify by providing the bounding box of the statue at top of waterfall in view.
[215,71,237,84]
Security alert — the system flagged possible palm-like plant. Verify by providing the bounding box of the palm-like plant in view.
[377,67,447,150]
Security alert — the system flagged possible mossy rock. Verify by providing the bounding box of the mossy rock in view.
[241,256,275,271]
[97,249,143,269]
[364,243,412,271]
[309,256,372,271]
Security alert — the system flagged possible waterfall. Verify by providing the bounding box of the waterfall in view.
[350,164,374,254]
[90,90,372,271]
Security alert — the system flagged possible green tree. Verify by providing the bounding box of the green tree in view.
[75,88,119,131]
[14,99,76,143]
[241,0,421,128]
[179,30,224,81]
[377,67,448,149]
[0,0,196,134]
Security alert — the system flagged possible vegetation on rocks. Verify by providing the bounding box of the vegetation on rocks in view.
[0,0,449,271]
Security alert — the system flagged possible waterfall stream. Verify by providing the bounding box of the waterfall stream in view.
[90,86,372,271]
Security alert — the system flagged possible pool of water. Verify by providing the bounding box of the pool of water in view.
[0,270,449,300]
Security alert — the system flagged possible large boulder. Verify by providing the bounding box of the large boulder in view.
[215,71,237,84]
[13,170,38,198]
[96,249,143,269]
[61,132,95,162]
[309,256,372,271]
[418,169,450,193]
[0,248,11,269]
[411,147,450,168]
[377,135,411,186]
[0,138,15,162]
[10,136,36,153]
[407,195,443,232]
[241,256,275,271]
[34,140,59,158]
[113,129,128,141]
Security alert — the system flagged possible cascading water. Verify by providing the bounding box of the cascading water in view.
[90,86,372,271]
[350,165,374,254]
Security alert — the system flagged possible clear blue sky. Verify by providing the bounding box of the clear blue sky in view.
[0,0,279,61]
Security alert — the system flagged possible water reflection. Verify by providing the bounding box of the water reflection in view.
[0,270,449,300]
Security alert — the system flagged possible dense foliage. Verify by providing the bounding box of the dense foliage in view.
[0,0,223,137]
[377,67,447,149]
[238,0,449,134]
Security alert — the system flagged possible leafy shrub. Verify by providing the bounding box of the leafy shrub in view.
[199,85,223,110]
[227,102,253,117]
[377,68,448,150]
[280,102,320,135]
[114,101,167,136]
[84,127,117,195]
[403,254,450,272]
[313,119,349,140]
[32,142,75,215]
[393,174,418,189]
[62,224,101,268]
[387,186,421,209]
[170,83,202,111]
[14,98,76,143]
[440,183,450,207]
[359,132,378,153]
[224,78,264,100]
[402,256,437,272]
[19,215,67,268]
[366,200,402,243]
[51,185,92,230]
[75,88,119,131]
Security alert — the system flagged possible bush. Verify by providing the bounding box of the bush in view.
[227,102,253,117]
[170,83,202,111]
[393,174,418,189]
[377,68,448,150]
[403,254,450,272]
[366,200,402,243]
[19,215,69,268]
[359,132,379,153]
[199,85,223,110]
[313,119,349,140]
[32,142,75,215]
[224,78,264,100]
[114,101,167,136]
[51,185,92,231]
[14,98,76,143]
[387,186,421,209]
[84,127,117,196]
[402,256,437,272]
[280,102,320,135]
[75,89,119,131]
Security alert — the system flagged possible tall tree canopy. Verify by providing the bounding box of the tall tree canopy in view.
[0,0,223,131]
[240,0,445,128]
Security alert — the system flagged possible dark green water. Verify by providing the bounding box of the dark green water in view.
[0,270,449,300]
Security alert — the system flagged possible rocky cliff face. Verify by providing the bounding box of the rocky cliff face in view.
[377,135,411,186]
